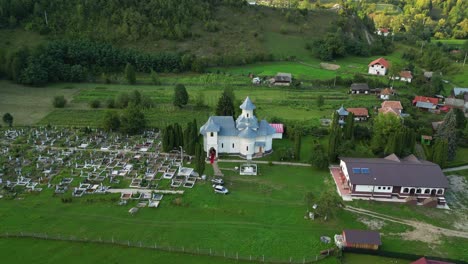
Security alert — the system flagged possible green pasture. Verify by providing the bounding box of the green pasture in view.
[447,147,468,168]
[431,39,466,46]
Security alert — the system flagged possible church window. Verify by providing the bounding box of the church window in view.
[210,132,213,137]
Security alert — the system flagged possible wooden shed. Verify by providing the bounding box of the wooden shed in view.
[342,229,381,250]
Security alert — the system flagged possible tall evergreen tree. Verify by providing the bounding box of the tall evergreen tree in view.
[310,142,328,169]
[432,138,448,168]
[119,104,146,135]
[435,109,458,161]
[343,113,355,140]
[173,84,189,107]
[453,108,467,129]
[215,90,235,116]
[194,142,205,175]
[294,129,302,161]
[328,112,341,162]
[125,63,136,84]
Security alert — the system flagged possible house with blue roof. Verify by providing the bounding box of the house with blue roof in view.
[200,97,281,160]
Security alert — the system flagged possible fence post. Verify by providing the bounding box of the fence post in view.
[290,257,292,263]
[154,243,157,249]
[139,241,142,247]
[112,237,114,243]
[224,250,225,257]
[303,257,305,264]
[183,246,185,252]
[316,255,318,261]
[263,255,265,262]
[210,248,212,255]
[128,240,130,246]
[237,252,238,260]
[20,232,23,237]
[250,255,252,261]
[197,248,199,254]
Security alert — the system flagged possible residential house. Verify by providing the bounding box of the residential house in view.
[335,230,381,250]
[347,108,369,121]
[451,87,468,98]
[368,57,389,75]
[380,88,395,100]
[350,83,370,94]
[378,101,403,116]
[399,71,413,83]
[376,28,390,37]
[329,154,449,206]
[200,97,281,160]
[270,72,292,86]
[411,257,454,264]
[413,96,439,112]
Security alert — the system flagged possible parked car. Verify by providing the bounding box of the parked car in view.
[211,178,224,185]
[213,185,229,194]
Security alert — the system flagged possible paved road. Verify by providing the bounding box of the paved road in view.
[443,165,468,172]
[216,159,311,167]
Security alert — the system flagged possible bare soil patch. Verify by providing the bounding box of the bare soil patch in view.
[320,62,340,70]
[358,217,386,230]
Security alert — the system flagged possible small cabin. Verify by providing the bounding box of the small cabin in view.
[350,83,370,94]
[341,229,381,250]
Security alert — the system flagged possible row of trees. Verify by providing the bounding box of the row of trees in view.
[0,40,195,86]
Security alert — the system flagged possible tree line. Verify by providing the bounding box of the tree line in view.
[0,39,197,86]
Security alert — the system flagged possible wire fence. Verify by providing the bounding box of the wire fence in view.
[0,232,331,264]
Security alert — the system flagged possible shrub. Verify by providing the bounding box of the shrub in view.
[106,97,115,108]
[89,99,101,108]
[53,95,67,108]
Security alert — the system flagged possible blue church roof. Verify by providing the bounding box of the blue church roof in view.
[239,96,256,110]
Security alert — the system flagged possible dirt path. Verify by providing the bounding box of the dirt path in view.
[345,206,468,241]
[443,165,468,172]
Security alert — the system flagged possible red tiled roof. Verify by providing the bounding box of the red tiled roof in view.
[381,101,403,110]
[347,108,369,117]
[411,257,454,264]
[269,123,284,133]
[413,96,439,105]
[379,107,400,116]
[379,28,389,33]
[399,71,413,79]
[380,88,394,95]
[368,57,390,68]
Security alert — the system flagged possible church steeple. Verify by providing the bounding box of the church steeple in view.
[239,96,256,118]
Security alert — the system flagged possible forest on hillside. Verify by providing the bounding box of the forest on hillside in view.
[0,0,244,41]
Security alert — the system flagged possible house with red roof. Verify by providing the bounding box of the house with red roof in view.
[413,96,439,112]
[380,88,395,100]
[368,57,389,75]
[347,108,369,121]
[399,70,413,83]
[379,101,403,116]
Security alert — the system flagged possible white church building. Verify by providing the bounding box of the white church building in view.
[200,97,282,160]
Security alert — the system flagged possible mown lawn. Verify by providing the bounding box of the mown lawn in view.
[446,147,468,168]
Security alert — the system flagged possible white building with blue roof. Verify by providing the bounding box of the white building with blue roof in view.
[200,97,280,160]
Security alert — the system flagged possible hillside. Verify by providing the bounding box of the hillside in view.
[0,1,340,61]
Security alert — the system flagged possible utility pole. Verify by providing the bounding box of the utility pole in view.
[44,11,48,25]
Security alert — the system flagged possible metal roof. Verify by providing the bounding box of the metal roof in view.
[341,156,449,188]
[350,83,369,91]
[200,116,237,136]
[336,105,349,116]
[257,120,276,136]
[238,127,257,139]
[415,101,436,109]
[343,230,381,246]
[239,97,256,110]
[453,88,468,96]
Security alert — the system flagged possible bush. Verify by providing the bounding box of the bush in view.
[53,95,67,108]
[106,97,115,108]
[89,99,101,108]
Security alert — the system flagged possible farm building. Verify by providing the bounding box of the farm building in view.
[346,108,369,121]
[334,230,381,250]
[368,57,389,75]
[380,88,395,100]
[350,83,370,94]
[378,101,403,116]
[411,257,454,264]
[329,154,449,206]
[270,72,292,86]
[200,97,282,160]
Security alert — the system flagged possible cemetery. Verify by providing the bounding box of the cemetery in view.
[0,127,204,210]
